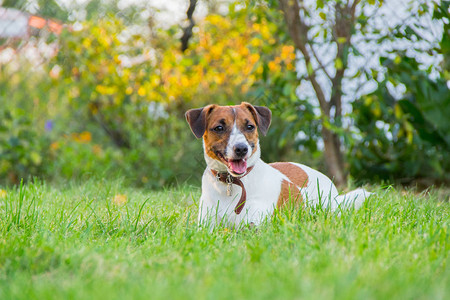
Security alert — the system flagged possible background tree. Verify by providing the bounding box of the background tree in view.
[277,0,364,186]
[275,0,446,186]
[0,0,447,188]
[349,1,450,186]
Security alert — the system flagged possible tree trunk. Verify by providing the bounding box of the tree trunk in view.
[322,126,346,187]
[277,0,359,187]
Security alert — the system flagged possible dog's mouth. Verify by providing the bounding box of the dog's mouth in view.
[216,152,247,176]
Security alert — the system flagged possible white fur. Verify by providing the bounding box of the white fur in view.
[198,158,285,228]
[199,141,372,228]
[290,163,372,212]
[225,121,251,160]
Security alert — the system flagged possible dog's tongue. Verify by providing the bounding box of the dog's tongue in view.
[229,159,247,175]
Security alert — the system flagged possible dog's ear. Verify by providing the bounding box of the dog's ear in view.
[185,105,216,138]
[242,102,272,136]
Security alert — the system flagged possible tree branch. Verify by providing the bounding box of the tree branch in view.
[308,42,333,80]
[180,0,197,52]
[278,0,329,115]
[329,0,359,118]
[351,0,360,22]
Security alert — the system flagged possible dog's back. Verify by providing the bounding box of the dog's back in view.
[270,162,370,212]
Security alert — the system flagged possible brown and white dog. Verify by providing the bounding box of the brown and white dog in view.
[186,102,371,228]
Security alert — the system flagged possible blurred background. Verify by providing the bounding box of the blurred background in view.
[0,0,448,189]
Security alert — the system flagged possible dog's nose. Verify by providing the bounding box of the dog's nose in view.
[233,143,248,158]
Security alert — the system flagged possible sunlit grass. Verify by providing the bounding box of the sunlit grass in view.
[0,180,449,299]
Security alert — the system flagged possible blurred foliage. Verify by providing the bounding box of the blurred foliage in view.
[435,1,450,81]
[349,1,450,186]
[350,56,450,185]
[244,2,321,165]
[0,108,50,184]
[0,2,301,187]
[0,0,448,188]
[2,0,69,21]
[251,64,322,165]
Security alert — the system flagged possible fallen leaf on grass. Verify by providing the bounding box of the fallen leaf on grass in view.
[112,194,127,206]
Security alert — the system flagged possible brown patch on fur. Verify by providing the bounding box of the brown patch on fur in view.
[203,106,235,161]
[194,102,270,165]
[203,103,262,160]
[270,162,309,209]
[277,180,303,209]
[241,102,271,136]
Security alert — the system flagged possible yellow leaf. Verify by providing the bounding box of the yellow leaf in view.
[50,141,60,151]
[407,130,413,144]
[286,115,297,122]
[79,131,92,143]
[335,58,343,70]
[319,12,326,20]
[249,53,260,64]
[268,61,279,72]
[82,38,91,48]
[373,104,382,118]
[260,24,271,39]
[394,104,403,119]
[337,37,347,44]
[30,152,42,165]
[92,144,103,156]
[250,38,262,47]
[0,189,6,199]
[95,85,116,95]
[404,121,414,133]
[112,194,127,206]
[138,87,146,96]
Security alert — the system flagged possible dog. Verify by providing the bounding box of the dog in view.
[186,102,371,228]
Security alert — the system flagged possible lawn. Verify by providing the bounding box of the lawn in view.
[0,179,449,300]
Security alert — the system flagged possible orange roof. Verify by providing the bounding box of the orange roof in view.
[28,15,63,35]
[48,20,63,34]
[28,15,46,29]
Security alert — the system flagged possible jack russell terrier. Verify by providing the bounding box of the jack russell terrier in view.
[186,102,371,228]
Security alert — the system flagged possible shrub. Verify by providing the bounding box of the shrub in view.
[0,108,50,184]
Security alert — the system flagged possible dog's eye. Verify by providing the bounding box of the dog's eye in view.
[213,125,224,132]
[246,124,255,131]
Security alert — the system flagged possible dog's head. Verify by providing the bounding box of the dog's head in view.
[185,102,271,176]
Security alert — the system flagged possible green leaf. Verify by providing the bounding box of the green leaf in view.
[319,12,326,20]
[306,62,314,75]
[317,0,324,9]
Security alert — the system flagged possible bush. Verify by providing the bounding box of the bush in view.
[350,55,450,186]
[0,108,50,184]
[1,7,298,187]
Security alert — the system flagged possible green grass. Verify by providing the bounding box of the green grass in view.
[0,179,449,300]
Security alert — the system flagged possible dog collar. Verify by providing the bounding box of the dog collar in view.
[210,166,254,215]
